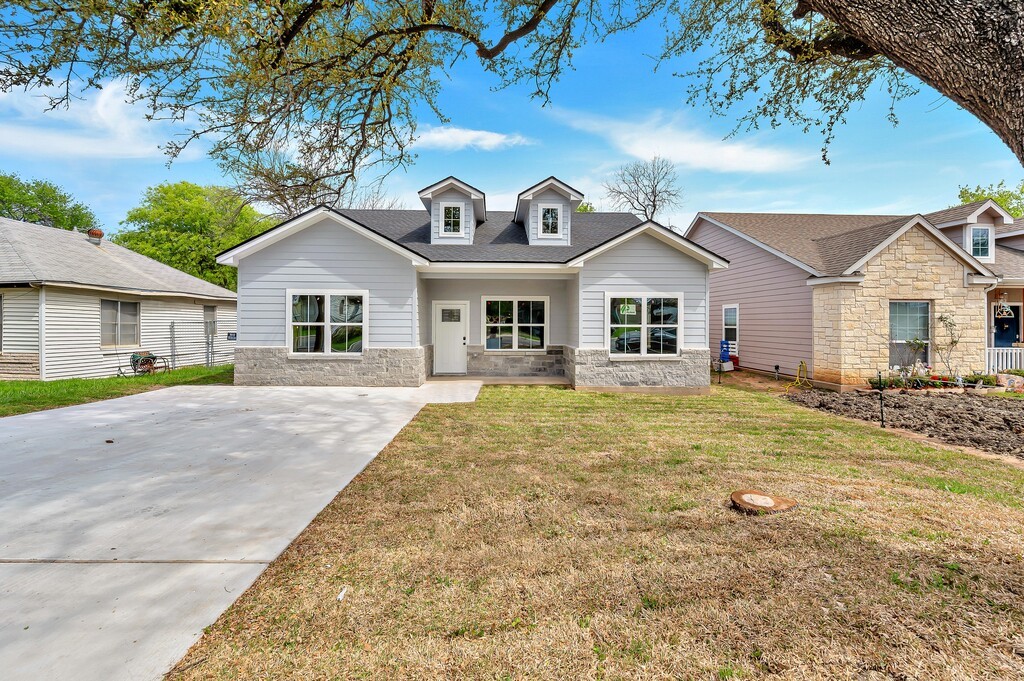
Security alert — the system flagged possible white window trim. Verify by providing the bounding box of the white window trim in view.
[100,298,142,349]
[480,295,550,352]
[438,201,465,237]
[967,225,994,263]
[722,304,739,354]
[604,292,684,358]
[285,288,369,358]
[888,299,931,366]
[536,203,562,239]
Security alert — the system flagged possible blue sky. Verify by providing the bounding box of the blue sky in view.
[0,19,1020,233]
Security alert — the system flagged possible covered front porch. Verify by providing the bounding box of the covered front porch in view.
[986,286,1024,373]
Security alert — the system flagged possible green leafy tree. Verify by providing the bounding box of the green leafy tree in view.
[957,181,1024,218]
[575,202,596,213]
[2,1,1023,206]
[0,172,98,231]
[113,182,267,290]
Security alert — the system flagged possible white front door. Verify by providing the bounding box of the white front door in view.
[433,302,469,374]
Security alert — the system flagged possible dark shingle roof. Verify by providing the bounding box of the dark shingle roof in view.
[0,217,236,299]
[335,209,644,263]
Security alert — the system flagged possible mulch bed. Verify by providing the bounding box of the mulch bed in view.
[787,389,1024,457]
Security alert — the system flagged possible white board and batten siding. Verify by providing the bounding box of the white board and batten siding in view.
[526,189,571,247]
[687,219,814,378]
[577,233,708,348]
[429,188,475,245]
[42,287,237,379]
[237,217,418,348]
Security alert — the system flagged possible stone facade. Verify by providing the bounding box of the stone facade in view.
[0,352,39,380]
[568,347,710,392]
[811,225,988,387]
[463,345,565,377]
[234,346,426,386]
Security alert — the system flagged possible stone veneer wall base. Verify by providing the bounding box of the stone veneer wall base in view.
[234,346,425,387]
[0,352,40,380]
[567,347,711,392]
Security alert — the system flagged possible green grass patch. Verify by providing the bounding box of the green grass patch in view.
[0,364,234,417]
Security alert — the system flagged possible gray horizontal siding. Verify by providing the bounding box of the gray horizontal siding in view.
[527,188,571,246]
[688,219,814,377]
[578,233,708,349]
[43,287,237,380]
[1,287,39,355]
[430,188,474,245]
[237,217,418,348]
[421,278,570,346]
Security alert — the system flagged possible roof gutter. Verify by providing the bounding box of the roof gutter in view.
[29,281,236,302]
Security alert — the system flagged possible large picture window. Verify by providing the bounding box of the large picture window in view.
[889,301,930,368]
[289,291,366,354]
[609,295,680,356]
[100,299,140,347]
[441,203,463,235]
[483,297,547,350]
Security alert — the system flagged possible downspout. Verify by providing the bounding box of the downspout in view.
[983,277,1001,373]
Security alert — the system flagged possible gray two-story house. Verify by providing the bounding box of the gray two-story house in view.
[217,176,728,392]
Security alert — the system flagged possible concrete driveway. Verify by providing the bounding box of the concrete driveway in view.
[0,382,480,680]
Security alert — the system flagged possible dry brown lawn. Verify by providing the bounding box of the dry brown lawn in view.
[171,385,1024,679]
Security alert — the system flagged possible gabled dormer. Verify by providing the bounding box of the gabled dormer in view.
[418,176,487,245]
[514,177,584,246]
[930,199,1013,265]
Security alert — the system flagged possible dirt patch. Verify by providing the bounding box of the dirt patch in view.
[788,389,1024,457]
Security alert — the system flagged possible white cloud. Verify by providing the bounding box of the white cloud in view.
[555,110,808,174]
[414,126,532,152]
[0,80,200,161]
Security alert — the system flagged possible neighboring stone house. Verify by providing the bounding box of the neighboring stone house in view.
[217,176,728,392]
[686,200,1024,389]
[0,217,237,380]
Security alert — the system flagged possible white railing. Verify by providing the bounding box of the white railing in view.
[987,347,1024,374]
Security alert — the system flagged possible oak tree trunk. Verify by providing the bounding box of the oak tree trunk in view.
[807,0,1024,165]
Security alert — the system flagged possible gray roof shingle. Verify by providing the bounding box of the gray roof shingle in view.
[334,209,646,263]
[0,217,236,299]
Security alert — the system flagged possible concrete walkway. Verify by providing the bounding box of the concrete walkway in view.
[0,382,480,680]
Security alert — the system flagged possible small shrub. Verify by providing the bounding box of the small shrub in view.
[963,373,997,386]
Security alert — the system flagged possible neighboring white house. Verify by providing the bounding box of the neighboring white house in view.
[217,176,728,392]
[0,217,237,380]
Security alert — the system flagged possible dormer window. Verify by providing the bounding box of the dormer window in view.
[441,203,463,236]
[539,204,561,238]
[971,226,992,259]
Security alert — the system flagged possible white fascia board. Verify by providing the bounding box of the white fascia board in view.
[933,200,1014,228]
[805,276,865,286]
[567,221,728,270]
[966,274,1000,285]
[514,178,583,222]
[216,208,428,267]
[686,214,819,276]
[418,177,484,200]
[418,262,578,275]
[841,216,996,278]
[38,281,236,301]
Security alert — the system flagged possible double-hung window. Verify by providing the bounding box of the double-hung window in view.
[101,299,140,347]
[289,291,366,354]
[723,305,739,353]
[609,295,680,356]
[970,226,992,259]
[440,203,463,236]
[538,204,561,237]
[483,297,547,350]
[889,301,930,368]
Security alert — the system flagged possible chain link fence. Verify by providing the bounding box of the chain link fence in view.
[169,319,237,369]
